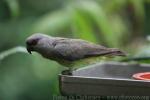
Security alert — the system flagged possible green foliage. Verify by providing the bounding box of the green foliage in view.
[0,46,27,61]
[0,0,150,100]
[31,10,71,35]
[4,0,20,19]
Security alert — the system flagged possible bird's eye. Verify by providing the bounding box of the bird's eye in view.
[26,39,39,46]
[32,39,38,45]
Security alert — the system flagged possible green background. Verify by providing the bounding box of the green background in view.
[0,0,150,100]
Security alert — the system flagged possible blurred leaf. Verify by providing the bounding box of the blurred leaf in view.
[73,1,118,46]
[0,46,27,61]
[124,44,150,63]
[103,0,127,13]
[4,0,20,19]
[134,45,150,57]
[71,6,97,43]
[129,0,145,20]
[109,15,130,47]
[31,10,71,35]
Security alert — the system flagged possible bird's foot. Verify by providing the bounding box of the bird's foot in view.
[62,69,72,75]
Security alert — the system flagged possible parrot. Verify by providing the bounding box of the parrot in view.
[26,33,126,74]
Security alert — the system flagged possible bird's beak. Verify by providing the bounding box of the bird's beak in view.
[27,46,32,54]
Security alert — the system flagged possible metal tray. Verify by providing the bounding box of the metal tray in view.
[59,62,150,96]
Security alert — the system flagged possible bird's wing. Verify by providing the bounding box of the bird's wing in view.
[53,39,124,61]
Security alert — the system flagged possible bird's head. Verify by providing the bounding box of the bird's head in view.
[26,33,54,54]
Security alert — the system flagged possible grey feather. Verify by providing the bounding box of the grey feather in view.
[52,38,125,61]
[26,33,126,63]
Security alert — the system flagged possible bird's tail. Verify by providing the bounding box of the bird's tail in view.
[107,48,127,56]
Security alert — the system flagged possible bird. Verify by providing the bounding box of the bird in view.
[26,33,126,74]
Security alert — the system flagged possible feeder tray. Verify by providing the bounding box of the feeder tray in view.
[59,62,150,96]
